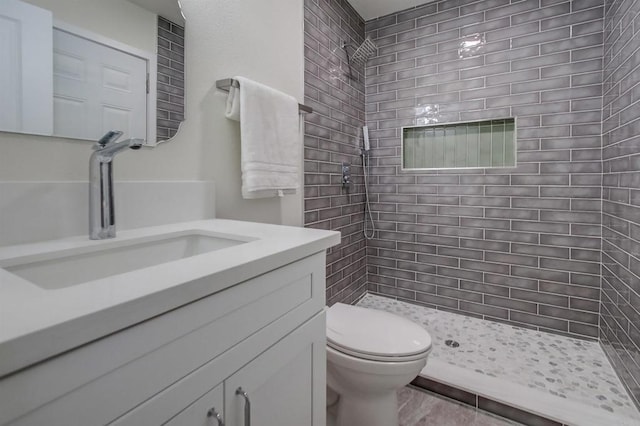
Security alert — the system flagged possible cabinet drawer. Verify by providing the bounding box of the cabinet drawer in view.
[1,253,325,426]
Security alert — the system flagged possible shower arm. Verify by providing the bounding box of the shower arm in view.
[341,42,357,80]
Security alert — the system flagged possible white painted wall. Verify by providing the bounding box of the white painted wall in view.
[0,181,215,246]
[181,0,304,225]
[0,0,304,245]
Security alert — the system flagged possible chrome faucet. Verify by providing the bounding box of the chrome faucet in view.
[89,131,143,240]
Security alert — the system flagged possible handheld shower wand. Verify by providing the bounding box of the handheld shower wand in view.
[363,125,371,152]
[361,126,375,240]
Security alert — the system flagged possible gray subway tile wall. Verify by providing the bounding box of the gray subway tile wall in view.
[157,16,185,141]
[304,0,368,305]
[601,0,640,408]
[364,0,604,339]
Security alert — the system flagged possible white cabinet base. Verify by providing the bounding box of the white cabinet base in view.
[1,252,328,426]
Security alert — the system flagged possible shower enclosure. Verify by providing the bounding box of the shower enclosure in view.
[303,0,640,422]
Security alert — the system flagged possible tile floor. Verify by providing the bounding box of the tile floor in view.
[357,294,640,425]
[398,387,521,426]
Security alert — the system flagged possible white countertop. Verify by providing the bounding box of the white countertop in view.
[0,219,340,378]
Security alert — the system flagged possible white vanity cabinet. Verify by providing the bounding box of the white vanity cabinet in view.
[0,252,328,426]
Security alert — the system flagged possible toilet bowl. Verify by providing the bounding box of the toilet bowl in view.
[326,303,432,426]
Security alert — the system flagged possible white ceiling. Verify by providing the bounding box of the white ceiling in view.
[128,0,184,25]
[349,0,435,21]
[129,0,424,26]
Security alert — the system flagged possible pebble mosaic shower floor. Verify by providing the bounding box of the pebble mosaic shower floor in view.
[356,294,640,424]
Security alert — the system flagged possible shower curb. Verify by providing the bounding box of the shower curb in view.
[412,359,639,426]
[411,376,564,426]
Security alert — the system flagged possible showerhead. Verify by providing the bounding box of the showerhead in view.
[336,37,378,82]
[349,37,377,67]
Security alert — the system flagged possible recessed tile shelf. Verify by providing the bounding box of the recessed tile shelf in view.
[402,118,516,170]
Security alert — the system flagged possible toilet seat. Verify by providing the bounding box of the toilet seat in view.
[327,341,431,362]
[326,303,432,362]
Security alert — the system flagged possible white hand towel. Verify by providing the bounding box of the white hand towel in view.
[225,76,300,199]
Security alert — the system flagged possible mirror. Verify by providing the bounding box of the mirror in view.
[0,0,185,145]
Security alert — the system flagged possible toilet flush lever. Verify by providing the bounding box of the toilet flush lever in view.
[236,387,251,426]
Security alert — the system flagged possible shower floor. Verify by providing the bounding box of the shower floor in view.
[357,294,640,426]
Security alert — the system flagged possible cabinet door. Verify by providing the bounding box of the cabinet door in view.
[225,313,326,426]
[164,383,223,426]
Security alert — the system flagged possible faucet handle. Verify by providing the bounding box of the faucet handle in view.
[96,130,124,149]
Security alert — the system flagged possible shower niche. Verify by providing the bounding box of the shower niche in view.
[402,117,516,170]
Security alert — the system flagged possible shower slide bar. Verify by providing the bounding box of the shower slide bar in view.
[215,78,313,114]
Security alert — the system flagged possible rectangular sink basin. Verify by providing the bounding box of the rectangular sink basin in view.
[4,231,249,290]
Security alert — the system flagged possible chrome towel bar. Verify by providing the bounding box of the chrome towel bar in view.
[215,78,313,114]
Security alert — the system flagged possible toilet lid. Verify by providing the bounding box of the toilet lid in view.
[326,303,432,361]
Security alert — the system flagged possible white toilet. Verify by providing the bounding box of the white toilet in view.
[326,303,432,426]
